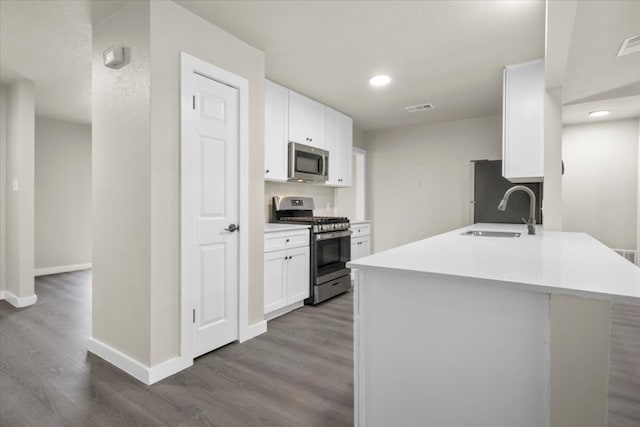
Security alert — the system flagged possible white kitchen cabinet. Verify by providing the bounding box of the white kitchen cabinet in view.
[325,107,353,187]
[352,236,371,261]
[350,222,372,261]
[264,80,289,182]
[264,228,310,319]
[288,90,325,149]
[264,251,287,313]
[502,59,544,183]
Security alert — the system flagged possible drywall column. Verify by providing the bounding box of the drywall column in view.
[0,86,6,294]
[91,0,266,382]
[149,0,266,365]
[91,0,152,367]
[4,79,36,307]
[543,89,563,231]
[637,116,640,265]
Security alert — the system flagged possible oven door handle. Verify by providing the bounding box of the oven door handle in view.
[315,229,352,241]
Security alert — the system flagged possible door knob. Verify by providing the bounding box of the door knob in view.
[224,224,239,233]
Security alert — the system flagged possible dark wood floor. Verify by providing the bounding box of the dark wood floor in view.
[607,303,640,427]
[0,271,354,427]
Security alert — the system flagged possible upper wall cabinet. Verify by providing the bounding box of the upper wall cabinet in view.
[502,59,544,183]
[265,80,289,182]
[325,107,353,187]
[288,90,325,149]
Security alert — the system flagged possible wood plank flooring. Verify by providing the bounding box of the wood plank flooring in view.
[3,270,639,426]
[607,303,640,427]
[0,271,354,427]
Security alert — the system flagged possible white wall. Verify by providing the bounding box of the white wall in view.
[92,0,267,368]
[35,117,91,271]
[0,86,6,292]
[543,89,563,231]
[92,0,152,364]
[149,0,265,364]
[562,118,639,250]
[366,115,502,252]
[4,79,35,300]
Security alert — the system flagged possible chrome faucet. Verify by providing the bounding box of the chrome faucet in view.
[497,185,537,235]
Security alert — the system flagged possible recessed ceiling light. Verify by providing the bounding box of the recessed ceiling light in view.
[369,75,391,87]
[589,110,610,118]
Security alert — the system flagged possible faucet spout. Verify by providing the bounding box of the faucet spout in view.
[497,185,537,235]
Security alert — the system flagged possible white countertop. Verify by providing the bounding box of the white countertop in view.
[350,220,372,225]
[348,223,640,304]
[264,223,310,233]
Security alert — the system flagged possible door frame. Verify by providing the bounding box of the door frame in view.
[180,52,250,361]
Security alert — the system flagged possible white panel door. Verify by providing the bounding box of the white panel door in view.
[191,73,239,357]
[286,246,310,304]
[264,250,287,314]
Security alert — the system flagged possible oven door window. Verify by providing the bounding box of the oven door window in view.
[316,235,350,279]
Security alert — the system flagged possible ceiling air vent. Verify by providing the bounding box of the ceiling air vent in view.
[617,33,640,56]
[405,103,434,113]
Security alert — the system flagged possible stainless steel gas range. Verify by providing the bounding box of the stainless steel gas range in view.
[272,196,351,305]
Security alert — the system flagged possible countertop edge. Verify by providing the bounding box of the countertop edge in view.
[347,263,640,304]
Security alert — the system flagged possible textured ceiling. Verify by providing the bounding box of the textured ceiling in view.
[0,0,126,124]
[0,0,92,123]
[175,0,545,131]
[1,1,636,129]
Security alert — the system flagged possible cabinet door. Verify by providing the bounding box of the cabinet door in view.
[286,246,310,304]
[325,107,340,185]
[305,97,325,149]
[265,80,289,181]
[359,237,371,258]
[325,108,352,187]
[288,90,307,144]
[336,112,353,186]
[264,250,287,314]
[351,239,358,260]
[502,59,544,182]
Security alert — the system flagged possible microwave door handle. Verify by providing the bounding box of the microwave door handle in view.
[322,155,327,178]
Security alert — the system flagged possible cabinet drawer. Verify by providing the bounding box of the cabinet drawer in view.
[351,223,371,237]
[264,230,309,252]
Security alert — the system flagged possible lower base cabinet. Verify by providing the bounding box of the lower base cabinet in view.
[264,245,310,316]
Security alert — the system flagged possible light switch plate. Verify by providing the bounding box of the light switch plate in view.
[12,178,18,192]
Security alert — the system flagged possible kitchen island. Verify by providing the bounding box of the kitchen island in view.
[348,223,640,427]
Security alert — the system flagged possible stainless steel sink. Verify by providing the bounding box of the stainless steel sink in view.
[461,230,521,238]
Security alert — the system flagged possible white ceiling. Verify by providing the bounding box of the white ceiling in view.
[0,0,125,124]
[561,0,640,125]
[1,1,636,130]
[176,0,545,131]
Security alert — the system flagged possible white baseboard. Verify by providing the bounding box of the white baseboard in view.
[88,337,192,385]
[35,263,92,277]
[0,290,37,308]
[264,300,304,322]
[148,356,193,385]
[241,320,267,342]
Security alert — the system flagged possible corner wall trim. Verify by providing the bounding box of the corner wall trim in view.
[35,263,92,277]
[0,291,37,308]
[88,337,193,385]
[241,320,267,343]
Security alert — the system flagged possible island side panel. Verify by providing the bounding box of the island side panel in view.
[357,269,550,427]
[550,294,611,427]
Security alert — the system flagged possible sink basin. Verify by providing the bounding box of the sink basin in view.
[461,230,521,238]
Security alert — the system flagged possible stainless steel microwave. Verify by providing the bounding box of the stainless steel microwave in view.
[288,142,329,182]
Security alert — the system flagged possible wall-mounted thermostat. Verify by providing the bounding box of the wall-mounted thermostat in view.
[103,45,125,68]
